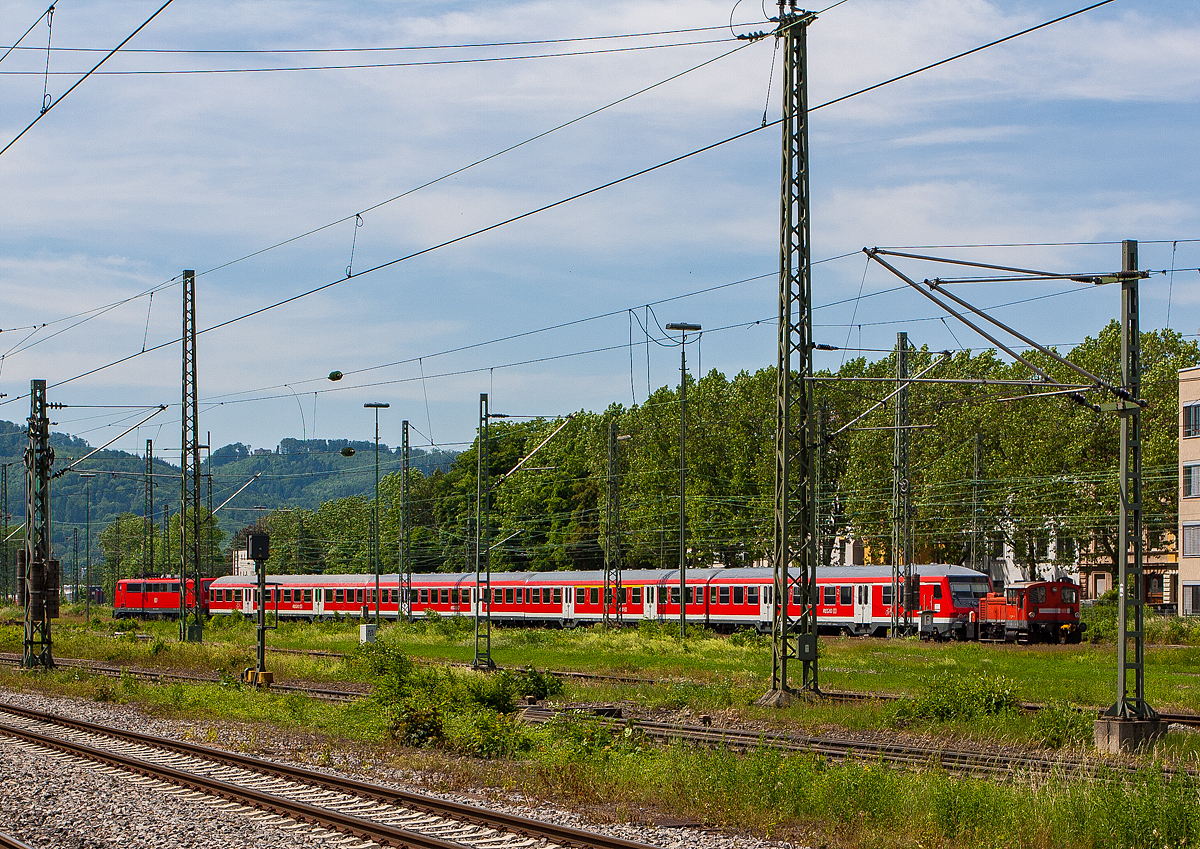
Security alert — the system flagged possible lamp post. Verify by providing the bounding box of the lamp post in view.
[365,402,390,626]
[79,473,95,622]
[665,322,700,640]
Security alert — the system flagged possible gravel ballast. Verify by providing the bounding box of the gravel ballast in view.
[0,688,795,849]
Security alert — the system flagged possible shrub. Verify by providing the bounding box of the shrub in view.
[1033,700,1093,749]
[446,708,534,758]
[508,666,564,701]
[893,673,1020,723]
[465,671,516,713]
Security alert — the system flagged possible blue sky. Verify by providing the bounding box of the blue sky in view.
[0,0,1197,467]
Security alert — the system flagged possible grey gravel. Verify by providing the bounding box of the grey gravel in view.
[0,688,797,849]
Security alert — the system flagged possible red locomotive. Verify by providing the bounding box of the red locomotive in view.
[976,580,1083,644]
[112,576,215,620]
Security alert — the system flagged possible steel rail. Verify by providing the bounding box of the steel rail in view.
[0,704,655,849]
[0,831,37,849]
[0,722,465,849]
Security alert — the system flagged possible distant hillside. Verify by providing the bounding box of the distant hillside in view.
[0,422,456,550]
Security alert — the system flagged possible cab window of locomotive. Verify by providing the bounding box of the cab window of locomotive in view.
[1062,587,1078,604]
[171,583,180,594]
[719,586,730,605]
[840,586,852,606]
[553,587,562,604]
[1006,589,1019,605]
[632,587,642,604]
[1032,586,1047,604]
[951,581,989,603]
[129,582,142,594]
[932,584,942,599]
[748,586,759,605]
[823,586,836,605]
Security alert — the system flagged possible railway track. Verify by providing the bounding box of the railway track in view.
[4,649,1198,729]
[521,705,1200,778]
[0,831,36,849]
[0,703,655,849]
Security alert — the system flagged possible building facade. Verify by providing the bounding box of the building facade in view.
[1180,367,1200,615]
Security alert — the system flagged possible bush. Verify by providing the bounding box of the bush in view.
[893,673,1020,723]
[445,708,533,758]
[1033,700,1093,749]
[729,628,768,648]
[465,671,516,713]
[390,700,445,748]
[508,667,564,701]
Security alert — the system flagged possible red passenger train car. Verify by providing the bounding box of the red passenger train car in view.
[112,577,215,620]
[205,564,1003,638]
[977,580,1083,644]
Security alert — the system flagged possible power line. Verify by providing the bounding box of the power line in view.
[0,37,739,74]
[4,0,1119,402]
[0,0,179,160]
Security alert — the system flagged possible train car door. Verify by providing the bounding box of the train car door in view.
[854,584,871,627]
[562,583,574,623]
[240,585,255,617]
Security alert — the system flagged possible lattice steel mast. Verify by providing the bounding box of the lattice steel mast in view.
[473,394,495,668]
[890,332,911,636]
[400,419,412,622]
[604,418,624,628]
[764,2,819,702]
[1105,240,1155,721]
[180,269,203,642]
[22,379,56,669]
[144,439,153,619]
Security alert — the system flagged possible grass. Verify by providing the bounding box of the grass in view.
[5,609,1200,847]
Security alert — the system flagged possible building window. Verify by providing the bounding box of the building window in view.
[1184,585,1200,615]
[1184,524,1200,558]
[1186,465,1200,497]
[1186,404,1200,438]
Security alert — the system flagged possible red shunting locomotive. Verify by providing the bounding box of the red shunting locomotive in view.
[976,580,1083,644]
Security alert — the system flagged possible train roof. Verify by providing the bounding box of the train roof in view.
[209,563,988,585]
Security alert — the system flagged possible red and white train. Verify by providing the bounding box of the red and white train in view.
[192,564,1000,638]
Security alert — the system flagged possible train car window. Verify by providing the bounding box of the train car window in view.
[505,588,514,604]
[208,589,214,602]
[575,587,585,604]
[234,589,243,603]
[391,589,399,603]
[553,587,562,604]
[734,586,745,606]
[336,589,345,603]
[823,586,836,605]
[438,588,447,604]
[793,585,803,605]
[618,587,627,604]
[282,589,291,602]
[1031,586,1047,604]
[881,585,893,605]
[304,589,312,603]
[357,589,364,604]
[325,589,334,603]
[419,589,428,603]
[685,586,694,605]
[523,588,530,604]
[840,586,852,606]
[748,586,759,605]
[128,582,142,593]
[632,587,642,604]
[1006,589,1019,605]
[590,587,600,606]
[226,589,233,602]
[170,583,180,593]
[719,586,730,605]
[670,586,680,605]
[1062,587,1078,604]
[495,588,503,604]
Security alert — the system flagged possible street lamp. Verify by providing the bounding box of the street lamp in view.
[665,322,700,640]
[365,402,390,626]
[79,473,95,623]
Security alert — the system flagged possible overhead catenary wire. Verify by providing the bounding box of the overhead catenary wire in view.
[0,0,1117,402]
